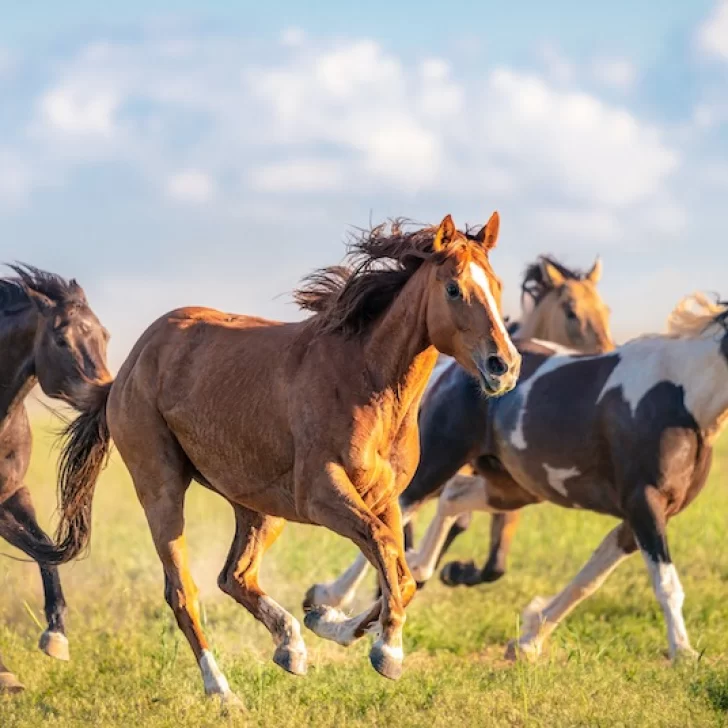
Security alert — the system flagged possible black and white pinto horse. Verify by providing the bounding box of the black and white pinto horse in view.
[404,293,728,661]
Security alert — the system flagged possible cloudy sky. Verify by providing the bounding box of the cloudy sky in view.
[2,0,728,367]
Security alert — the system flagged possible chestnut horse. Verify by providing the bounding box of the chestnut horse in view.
[306,254,613,610]
[407,294,728,662]
[0,266,110,694]
[34,214,520,703]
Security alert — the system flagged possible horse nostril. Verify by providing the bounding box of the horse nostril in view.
[485,355,508,377]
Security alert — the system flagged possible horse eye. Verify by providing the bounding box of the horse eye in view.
[56,336,69,348]
[564,307,578,321]
[445,281,461,300]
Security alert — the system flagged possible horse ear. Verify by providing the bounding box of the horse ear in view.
[25,288,54,315]
[541,260,566,288]
[586,257,602,284]
[432,214,457,252]
[475,211,500,251]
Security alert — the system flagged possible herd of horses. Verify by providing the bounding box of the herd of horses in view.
[1,212,727,707]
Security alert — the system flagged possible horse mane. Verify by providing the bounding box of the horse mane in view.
[294,219,486,336]
[666,293,728,338]
[521,255,587,306]
[0,263,86,314]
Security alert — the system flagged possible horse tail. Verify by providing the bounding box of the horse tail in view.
[33,381,113,565]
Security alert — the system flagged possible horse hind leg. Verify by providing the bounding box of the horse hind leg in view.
[0,486,69,661]
[507,523,636,661]
[627,486,697,662]
[117,415,240,707]
[0,652,24,694]
[218,504,307,676]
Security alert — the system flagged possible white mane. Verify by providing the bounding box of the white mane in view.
[666,293,728,338]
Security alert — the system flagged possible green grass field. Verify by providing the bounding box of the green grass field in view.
[1,416,727,727]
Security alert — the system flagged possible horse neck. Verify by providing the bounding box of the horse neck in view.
[667,331,728,438]
[0,308,38,426]
[364,267,438,406]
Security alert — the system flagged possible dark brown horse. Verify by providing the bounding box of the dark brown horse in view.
[407,294,728,661]
[0,265,110,693]
[306,254,613,610]
[34,214,520,704]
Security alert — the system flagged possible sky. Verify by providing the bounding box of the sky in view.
[2,1,728,368]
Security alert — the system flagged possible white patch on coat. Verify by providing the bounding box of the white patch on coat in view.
[199,650,230,696]
[597,333,728,434]
[509,352,592,449]
[542,464,580,497]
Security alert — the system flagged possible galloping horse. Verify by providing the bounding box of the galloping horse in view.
[34,214,520,703]
[306,254,613,610]
[0,266,110,693]
[406,294,728,661]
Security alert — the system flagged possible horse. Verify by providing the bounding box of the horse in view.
[404,293,728,662]
[0,265,110,694]
[31,214,520,704]
[305,254,613,611]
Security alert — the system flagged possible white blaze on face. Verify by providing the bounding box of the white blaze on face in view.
[469,262,509,340]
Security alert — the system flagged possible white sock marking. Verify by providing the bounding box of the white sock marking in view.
[199,650,230,696]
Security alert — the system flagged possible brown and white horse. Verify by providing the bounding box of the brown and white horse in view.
[306,255,613,610]
[34,214,519,703]
[0,266,110,694]
[407,293,728,662]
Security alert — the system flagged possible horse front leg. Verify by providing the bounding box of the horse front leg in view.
[0,486,69,661]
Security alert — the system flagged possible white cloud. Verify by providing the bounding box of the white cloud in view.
[538,43,574,84]
[591,58,637,90]
[697,0,728,59]
[280,27,306,48]
[166,170,215,203]
[251,159,345,193]
[483,68,678,208]
[40,87,119,135]
[0,149,34,208]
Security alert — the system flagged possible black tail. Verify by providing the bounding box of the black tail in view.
[32,382,113,565]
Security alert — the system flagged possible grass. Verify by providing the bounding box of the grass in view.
[1,416,728,726]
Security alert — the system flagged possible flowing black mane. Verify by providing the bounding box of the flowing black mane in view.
[521,256,588,307]
[0,264,86,314]
[294,219,487,337]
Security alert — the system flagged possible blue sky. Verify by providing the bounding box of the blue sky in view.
[2,1,728,366]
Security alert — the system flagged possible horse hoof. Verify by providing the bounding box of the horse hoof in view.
[0,671,25,694]
[440,560,475,587]
[505,639,540,663]
[303,584,339,611]
[672,646,700,666]
[39,630,70,662]
[217,690,246,714]
[273,644,308,676]
[369,640,403,681]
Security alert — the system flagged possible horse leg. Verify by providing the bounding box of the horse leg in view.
[506,523,636,661]
[218,505,307,676]
[407,472,491,584]
[0,651,24,694]
[134,471,238,704]
[304,500,418,610]
[628,486,696,661]
[304,466,414,680]
[440,511,521,587]
[0,486,69,661]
